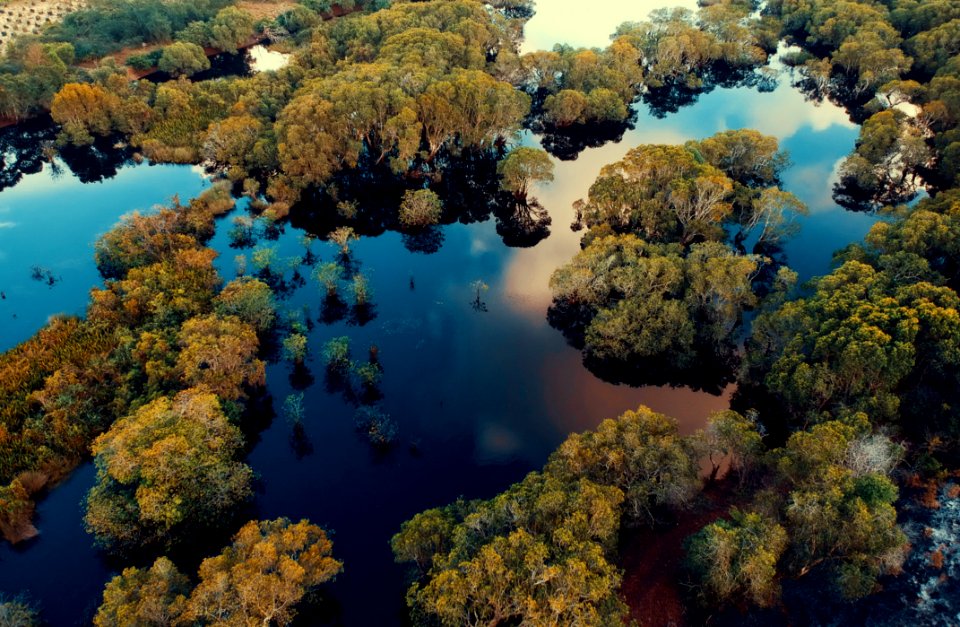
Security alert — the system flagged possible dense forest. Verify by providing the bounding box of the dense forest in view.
[0,0,959,624]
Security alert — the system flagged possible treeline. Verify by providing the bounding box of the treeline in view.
[43,0,235,60]
[0,0,243,120]
[47,0,534,207]
[41,0,781,208]
[0,0,378,121]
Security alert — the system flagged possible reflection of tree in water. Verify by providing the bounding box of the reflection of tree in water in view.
[349,301,376,326]
[143,50,252,85]
[319,293,349,325]
[0,116,142,190]
[832,166,924,213]
[59,139,134,184]
[641,64,779,119]
[0,117,135,191]
[289,362,315,391]
[534,114,637,161]
[401,227,444,254]
[288,147,549,251]
[546,300,738,395]
[530,64,778,161]
[495,198,552,248]
[0,117,56,191]
[289,422,314,459]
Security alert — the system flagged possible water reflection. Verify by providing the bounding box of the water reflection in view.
[521,0,699,53]
[247,44,291,73]
[0,159,210,351]
[504,66,865,320]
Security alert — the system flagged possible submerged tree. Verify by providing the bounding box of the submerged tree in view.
[399,189,443,229]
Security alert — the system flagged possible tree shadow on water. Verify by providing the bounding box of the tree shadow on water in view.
[536,114,637,161]
[494,198,552,248]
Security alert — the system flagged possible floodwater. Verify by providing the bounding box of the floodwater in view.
[0,2,878,625]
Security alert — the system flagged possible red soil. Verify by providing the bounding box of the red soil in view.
[619,484,738,626]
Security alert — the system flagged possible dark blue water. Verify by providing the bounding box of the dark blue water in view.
[0,12,878,626]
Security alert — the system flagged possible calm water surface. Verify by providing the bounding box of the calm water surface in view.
[0,3,877,624]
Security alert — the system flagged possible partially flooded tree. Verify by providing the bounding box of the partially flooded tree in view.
[496,146,554,201]
[85,388,253,551]
[399,189,443,228]
[184,518,342,625]
[95,519,341,626]
[94,557,189,627]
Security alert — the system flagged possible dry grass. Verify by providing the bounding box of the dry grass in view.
[0,0,87,53]
[236,0,296,21]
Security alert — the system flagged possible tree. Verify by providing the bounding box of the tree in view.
[183,518,343,626]
[395,472,626,627]
[573,144,733,245]
[543,89,588,126]
[329,226,358,255]
[547,405,701,523]
[95,557,189,627]
[85,388,253,551]
[177,314,265,401]
[687,129,789,188]
[214,278,276,332]
[89,248,222,329]
[208,7,255,54]
[859,190,960,287]
[549,234,759,369]
[686,509,787,607]
[741,187,808,244]
[743,261,960,430]
[282,333,309,365]
[158,42,211,78]
[277,94,346,190]
[835,110,932,207]
[51,83,120,145]
[777,420,908,598]
[313,262,343,299]
[496,146,554,201]
[0,597,38,627]
[94,519,341,627]
[399,189,443,228]
[202,115,267,173]
[700,410,764,484]
[833,24,911,95]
